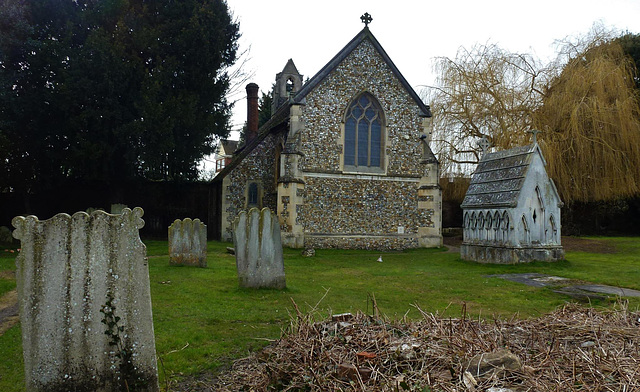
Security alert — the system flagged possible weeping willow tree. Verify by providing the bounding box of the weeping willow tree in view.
[426,26,640,204]
[534,37,640,202]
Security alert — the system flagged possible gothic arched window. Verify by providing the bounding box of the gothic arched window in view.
[344,93,384,172]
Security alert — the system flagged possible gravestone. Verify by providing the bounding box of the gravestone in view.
[12,207,159,392]
[0,226,13,244]
[110,203,128,215]
[168,218,207,267]
[232,207,286,289]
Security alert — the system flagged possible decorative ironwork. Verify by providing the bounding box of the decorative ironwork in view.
[527,129,541,144]
[478,136,492,156]
[360,12,372,27]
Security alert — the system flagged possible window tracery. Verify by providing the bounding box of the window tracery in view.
[344,93,384,172]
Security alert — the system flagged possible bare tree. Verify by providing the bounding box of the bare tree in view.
[424,44,549,177]
[426,25,640,203]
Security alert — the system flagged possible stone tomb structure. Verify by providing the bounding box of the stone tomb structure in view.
[11,207,159,391]
[232,207,286,289]
[168,218,207,267]
[214,19,442,251]
[460,141,565,263]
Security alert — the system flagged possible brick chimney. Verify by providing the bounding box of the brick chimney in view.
[246,83,259,143]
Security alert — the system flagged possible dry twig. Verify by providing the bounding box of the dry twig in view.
[181,301,640,392]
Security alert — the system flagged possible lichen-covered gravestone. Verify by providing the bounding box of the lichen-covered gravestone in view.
[12,207,159,392]
[232,207,286,289]
[168,218,207,267]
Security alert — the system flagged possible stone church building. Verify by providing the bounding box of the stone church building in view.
[212,19,442,250]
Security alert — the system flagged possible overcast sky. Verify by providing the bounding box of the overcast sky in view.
[221,0,640,139]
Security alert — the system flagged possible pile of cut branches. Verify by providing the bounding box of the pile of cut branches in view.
[183,301,640,391]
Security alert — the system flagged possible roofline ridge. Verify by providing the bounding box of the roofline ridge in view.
[481,144,535,161]
[292,28,431,117]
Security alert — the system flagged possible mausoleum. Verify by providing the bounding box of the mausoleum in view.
[460,134,565,263]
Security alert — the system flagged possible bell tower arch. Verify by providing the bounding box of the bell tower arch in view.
[273,59,303,112]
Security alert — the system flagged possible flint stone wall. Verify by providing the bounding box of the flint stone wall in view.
[221,39,441,250]
[232,207,285,289]
[300,177,434,250]
[168,218,207,267]
[293,40,437,250]
[300,40,425,175]
[12,207,159,392]
[221,134,280,241]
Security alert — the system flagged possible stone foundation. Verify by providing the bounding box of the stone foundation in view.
[305,234,425,251]
[461,243,565,264]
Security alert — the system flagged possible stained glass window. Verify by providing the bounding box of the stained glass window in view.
[344,93,384,170]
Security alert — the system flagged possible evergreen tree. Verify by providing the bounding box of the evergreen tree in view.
[258,88,273,128]
[0,0,239,201]
[617,32,640,89]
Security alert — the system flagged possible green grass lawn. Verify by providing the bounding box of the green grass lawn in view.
[1,238,639,391]
[0,245,17,297]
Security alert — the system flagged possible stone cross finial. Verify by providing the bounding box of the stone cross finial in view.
[478,135,492,156]
[527,129,541,144]
[360,12,373,27]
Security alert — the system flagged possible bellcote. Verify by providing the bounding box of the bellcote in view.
[272,59,303,113]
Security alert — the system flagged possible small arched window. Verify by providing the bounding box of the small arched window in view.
[519,215,530,245]
[501,211,510,242]
[493,211,501,241]
[286,77,295,94]
[463,212,470,240]
[550,215,558,244]
[344,93,384,172]
[247,182,261,209]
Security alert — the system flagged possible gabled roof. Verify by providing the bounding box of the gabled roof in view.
[213,27,433,182]
[461,144,539,208]
[219,140,239,156]
[212,103,290,182]
[291,27,432,118]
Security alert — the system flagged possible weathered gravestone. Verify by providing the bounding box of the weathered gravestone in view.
[110,203,128,215]
[0,225,14,244]
[12,207,159,392]
[168,218,207,267]
[232,207,286,289]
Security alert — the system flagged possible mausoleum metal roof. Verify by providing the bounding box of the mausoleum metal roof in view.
[461,144,538,209]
